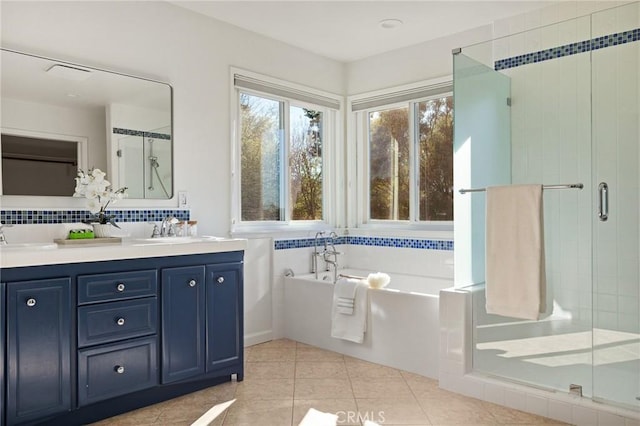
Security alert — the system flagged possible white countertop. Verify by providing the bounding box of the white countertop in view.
[0,237,247,268]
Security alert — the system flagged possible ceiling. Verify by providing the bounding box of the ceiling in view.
[170,1,558,62]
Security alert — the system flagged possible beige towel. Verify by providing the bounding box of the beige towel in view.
[485,184,546,320]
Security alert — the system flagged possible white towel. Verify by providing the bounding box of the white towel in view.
[333,277,359,315]
[331,278,368,343]
[485,184,546,320]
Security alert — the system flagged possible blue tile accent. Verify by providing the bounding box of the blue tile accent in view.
[274,235,453,251]
[113,127,171,140]
[495,28,640,70]
[0,209,189,225]
[273,236,348,250]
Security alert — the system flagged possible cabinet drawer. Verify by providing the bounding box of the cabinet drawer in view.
[78,336,158,406]
[78,298,157,347]
[78,270,157,304]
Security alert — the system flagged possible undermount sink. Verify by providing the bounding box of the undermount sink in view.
[131,236,226,245]
[0,242,58,251]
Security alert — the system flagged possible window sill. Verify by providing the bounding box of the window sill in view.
[348,223,453,240]
[230,222,334,239]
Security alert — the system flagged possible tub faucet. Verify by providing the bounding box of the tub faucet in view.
[312,231,325,279]
[324,231,342,283]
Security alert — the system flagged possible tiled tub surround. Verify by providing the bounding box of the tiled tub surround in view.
[271,233,454,347]
[273,234,454,282]
[274,234,453,380]
[284,269,445,379]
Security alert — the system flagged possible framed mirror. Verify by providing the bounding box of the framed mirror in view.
[0,48,173,199]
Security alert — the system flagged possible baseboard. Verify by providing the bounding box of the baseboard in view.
[244,330,273,347]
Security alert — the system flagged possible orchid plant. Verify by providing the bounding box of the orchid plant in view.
[73,168,127,228]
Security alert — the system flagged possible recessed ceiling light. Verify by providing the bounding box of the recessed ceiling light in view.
[46,64,92,81]
[379,19,403,29]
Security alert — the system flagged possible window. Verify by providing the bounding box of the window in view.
[232,71,341,229]
[354,81,453,225]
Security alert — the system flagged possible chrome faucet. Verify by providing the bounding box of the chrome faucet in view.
[0,222,9,245]
[312,231,325,279]
[323,231,341,283]
[159,216,179,237]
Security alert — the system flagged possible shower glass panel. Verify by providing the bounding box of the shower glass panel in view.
[144,126,172,199]
[457,15,595,396]
[591,3,640,410]
[118,134,144,198]
[453,52,511,287]
[117,126,173,199]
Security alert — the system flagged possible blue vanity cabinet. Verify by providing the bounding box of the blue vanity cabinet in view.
[6,278,71,425]
[161,265,206,384]
[0,249,243,425]
[0,283,5,426]
[205,263,243,377]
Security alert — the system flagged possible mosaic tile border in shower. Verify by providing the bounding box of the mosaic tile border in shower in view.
[274,236,453,251]
[0,209,189,225]
[494,27,640,70]
[113,127,171,140]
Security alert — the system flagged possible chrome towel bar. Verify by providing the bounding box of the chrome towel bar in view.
[459,183,583,194]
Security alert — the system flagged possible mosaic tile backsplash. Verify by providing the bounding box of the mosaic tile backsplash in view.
[274,236,453,251]
[0,209,189,225]
[494,27,640,70]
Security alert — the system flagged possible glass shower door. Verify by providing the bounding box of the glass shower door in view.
[591,2,640,410]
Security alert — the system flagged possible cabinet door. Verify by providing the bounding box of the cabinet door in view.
[161,266,205,383]
[7,278,71,425]
[0,282,4,426]
[205,263,243,373]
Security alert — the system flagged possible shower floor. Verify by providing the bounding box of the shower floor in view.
[474,319,640,410]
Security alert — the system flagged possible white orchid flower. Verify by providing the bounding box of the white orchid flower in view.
[86,199,102,214]
[91,168,107,183]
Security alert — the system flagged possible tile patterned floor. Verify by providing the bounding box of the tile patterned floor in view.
[93,339,570,425]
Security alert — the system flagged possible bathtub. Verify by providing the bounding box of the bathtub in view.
[284,269,450,378]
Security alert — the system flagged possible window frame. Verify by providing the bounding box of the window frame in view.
[349,77,454,232]
[230,68,343,235]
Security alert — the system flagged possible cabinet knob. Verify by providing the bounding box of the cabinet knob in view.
[114,365,125,374]
[116,317,126,326]
[217,276,225,284]
[116,283,126,292]
[189,279,197,287]
[26,298,36,307]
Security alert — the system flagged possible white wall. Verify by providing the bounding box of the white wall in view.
[346,25,492,95]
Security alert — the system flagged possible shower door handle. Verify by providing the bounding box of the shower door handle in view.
[598,182,608,222]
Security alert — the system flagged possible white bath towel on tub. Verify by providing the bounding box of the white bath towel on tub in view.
[331,278,368,343]
[485,184,546,320]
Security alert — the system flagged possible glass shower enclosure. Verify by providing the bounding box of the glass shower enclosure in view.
[117,125,172,199]
[453,3,639,411]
